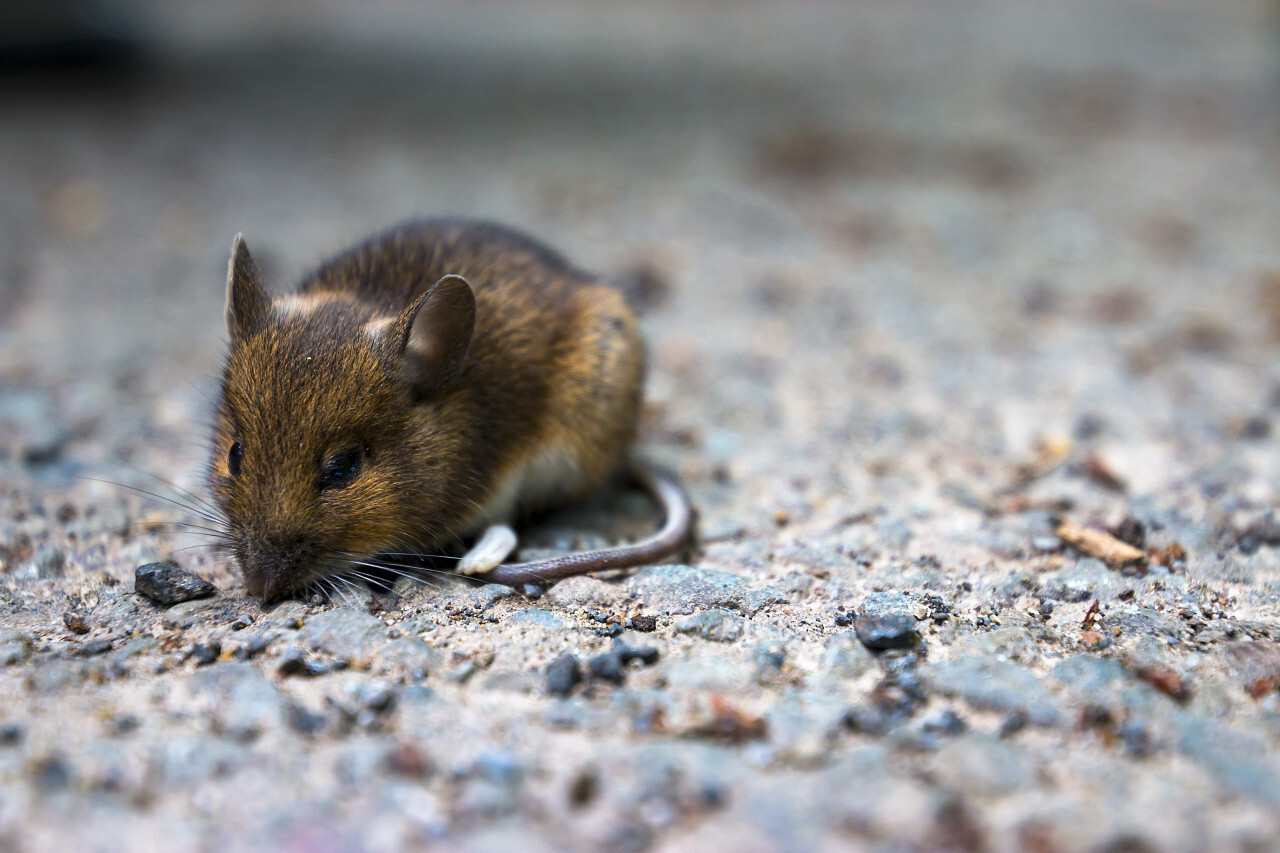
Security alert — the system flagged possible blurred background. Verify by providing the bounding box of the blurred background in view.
[1,0,1278,492]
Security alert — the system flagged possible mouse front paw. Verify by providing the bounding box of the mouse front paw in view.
[456,524,518,575]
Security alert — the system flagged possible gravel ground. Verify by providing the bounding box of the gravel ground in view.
[3,2,1280,851]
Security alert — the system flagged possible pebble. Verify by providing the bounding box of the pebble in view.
[544,576,624,609]
[16,545,65,580]
[0,628,33,666]
[676,608,747,642]
[1039,558,1126,603]
[349,679,396,714]
[160,597,226,629]
[625,564,786,616]
[284,702,327,735]
[1176,713,1280,807]
[819,632,877,680]
[587,643,660,685]
[189,641,221,666]
[628,615,658,632]
[546,653,582,697]
[853,592,919,650]
[924,657,1063,726]
[150,735,244,786]
[134,563,217,607]
[297,608,390,664]
[951,627,1039,664]
[508,608,576,630]
[932,733,1030,795]
[372,636,442,681]
[73,637,113,657]
[190,662,289,741]
[0,389,69,465]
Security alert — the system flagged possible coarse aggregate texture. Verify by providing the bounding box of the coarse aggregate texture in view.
[3,1,1280,851]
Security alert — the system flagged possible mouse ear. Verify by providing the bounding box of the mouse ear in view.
[225,234,271,345]
[392,274,476,398]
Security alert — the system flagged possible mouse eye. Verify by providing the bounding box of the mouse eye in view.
[227,442,244,477]
[320,447,364,490]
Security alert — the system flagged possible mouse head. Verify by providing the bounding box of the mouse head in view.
[210,235,477,600]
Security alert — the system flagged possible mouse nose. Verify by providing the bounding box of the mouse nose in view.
[238,535,308,600]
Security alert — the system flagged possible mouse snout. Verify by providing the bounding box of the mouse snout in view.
[236,534,313,601]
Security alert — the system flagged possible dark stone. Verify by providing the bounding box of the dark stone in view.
[853,592,919,650]
[588,649,625,684]
[110,714,140,736]
[618,644,660,666]
[1119,720,1153,758]
[31,755,72,791]
[1239,513,1280,550]
[189,641,221,667]
[628,615,657,632]
[1114,517,1147,548]
[134,563,217,607]
[351,680,396,713]
[998,710,1028,737]
[546,653,582,697]
[0,723,24,745]
[921,709,967,736]
[284,702,326,735]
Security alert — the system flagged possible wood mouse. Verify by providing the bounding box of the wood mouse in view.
[211,219,690,601]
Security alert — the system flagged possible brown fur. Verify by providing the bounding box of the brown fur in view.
[210,219,644,600]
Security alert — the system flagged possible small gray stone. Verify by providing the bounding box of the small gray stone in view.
[508,608,575,630]
[149,735,245,786]
[160,596,226,630]
[0,628,33,666]
[545,653,582,697]
[924,657,1063,726]
[16,545,64,580]
[951,627,1039,664]
[676,608,747,642]
[1048,654,1128,695]
[932,733,1030,795]
[626,564,785,616]
[298,608,390,664]
[1112,607,1186,642]
[265,600,310,627]
[664,658,755,691]
[819,632,877,680]
[26,660,85,693]
[854,592,918,650]
[190,662,289,741]
[0,389,68,465]
[1220,640,1280,688]
[1176,713,1280,807]
[134,563,217,607]
[1040,558,1125,603]
[544,576,623,609]
[765,691,850,764]
[372,636,442,680]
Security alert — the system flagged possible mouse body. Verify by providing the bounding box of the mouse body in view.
[212,219,649,600]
